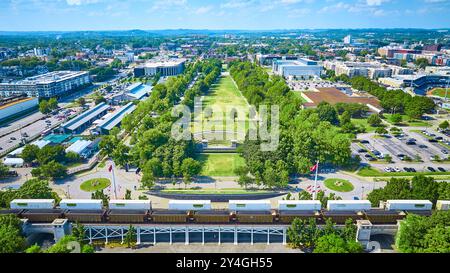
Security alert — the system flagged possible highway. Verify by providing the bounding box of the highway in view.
[0,114,62,155]
[0,111,45,137]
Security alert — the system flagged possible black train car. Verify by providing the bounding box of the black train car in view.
[277,210,320,224]
[233,211,274,223]
[63,210,105,223]
[194,210,231,223]
[150,210,189,223]
[320,210,364,224]
[20,209,63,223]
[363,210,406,224]
[107,210,149,223]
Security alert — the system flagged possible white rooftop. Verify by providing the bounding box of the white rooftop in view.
[60,199,102,204]
[229,200,271,204]
[65,140,92,154]
[169,200,211,204]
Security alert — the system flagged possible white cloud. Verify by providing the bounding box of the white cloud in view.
[66,0,100,6]
[194,6,213,15]
[366,0,390,6]
[220,0,256,9]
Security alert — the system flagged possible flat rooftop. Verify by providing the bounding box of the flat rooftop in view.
[302,88,381,111]
[142,59,186,68]
[1,71,89,85]
[275,58,319,66]
[97,102,136,131]
[62,102,109,132]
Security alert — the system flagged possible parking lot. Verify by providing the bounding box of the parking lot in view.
[287,79,349,91]
[354,131,449,173]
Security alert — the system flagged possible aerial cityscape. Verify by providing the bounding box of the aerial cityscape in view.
[0,0,450,258]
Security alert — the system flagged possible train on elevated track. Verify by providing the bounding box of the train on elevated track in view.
[1,199,449,225]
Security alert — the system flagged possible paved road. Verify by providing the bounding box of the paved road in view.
[0,111,44,137]
[0,114,62,154]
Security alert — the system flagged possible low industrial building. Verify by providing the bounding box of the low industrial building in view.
[0,71,91,98]
[0,96,38,123]
[60,102,110,134]
[65,138,100,159]
[273,58,323,79]
[124,83,152,101]
[134,59,186,77]
[95,102,136,134]
[108,83,152,104]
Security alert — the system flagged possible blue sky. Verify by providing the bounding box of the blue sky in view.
[0,0,449,31]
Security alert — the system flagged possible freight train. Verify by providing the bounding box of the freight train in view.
[1,199,449,225]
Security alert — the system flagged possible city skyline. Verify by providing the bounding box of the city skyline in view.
[0,0,450,31]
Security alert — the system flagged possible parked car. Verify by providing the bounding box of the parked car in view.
[406,141,416,145]
[357,148,367,153]
[428,167,436,172]
[419,144,428,149]
[442,150,448,155]
[438,167,446,172]
[429,139,438,143]
[360,140,370,144]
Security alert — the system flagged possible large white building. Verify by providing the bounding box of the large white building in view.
[272,58,323,79]
[134,59,186,77]
[0,71,91,98]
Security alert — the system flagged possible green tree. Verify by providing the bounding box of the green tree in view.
[367,114,382,127]
[438,120,449,131]
[313,233,363,253]
[0,214,26,253]
[414,58,429,69]
[91,190,109,207]
[375,127,388,136]
[77,97,86,106]
[389,113,403,124]
[71,222,86,243]
[0,163,9,177]
[22,145,40,164]
[125,189,132,200]
[340,111,351,125]
[25,244,42,253]
[384,154,393,163]
[124,225,136,248]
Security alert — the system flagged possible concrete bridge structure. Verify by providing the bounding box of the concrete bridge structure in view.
[21,219,400,251]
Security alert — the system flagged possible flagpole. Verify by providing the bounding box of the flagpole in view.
[110,160,118,199]
[313,160,319,200]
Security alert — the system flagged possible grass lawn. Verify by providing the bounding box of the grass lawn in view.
[293,91,308,103]
[191,74,250,136]
[80,178,111,192]
[351,118,377,133]
[431,88,450,98]
[196,153,246,177]
[324,178,354,192]
[383,114,431,127]
[160,188,271,195]
[357,166,450,177]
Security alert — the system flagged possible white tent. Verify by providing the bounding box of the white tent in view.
[4,158,24,167]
